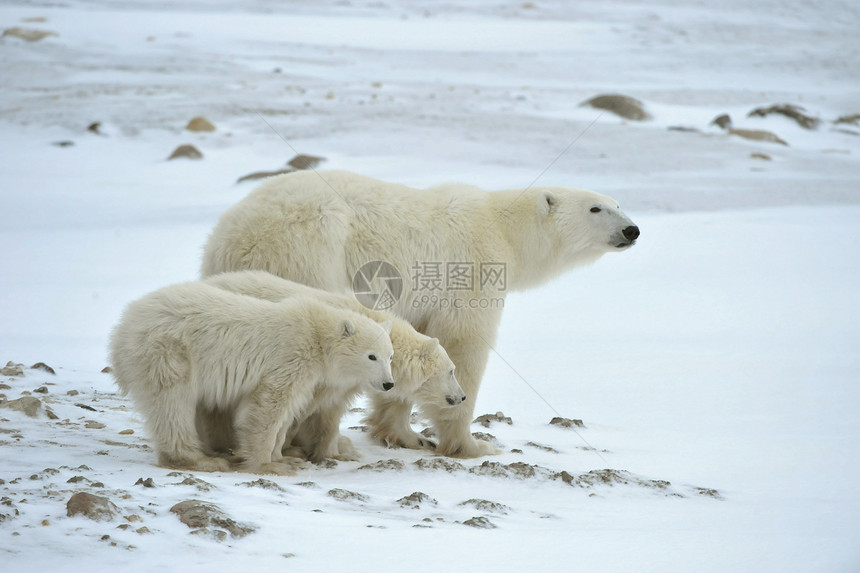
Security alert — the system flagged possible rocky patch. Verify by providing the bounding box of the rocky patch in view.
[66,492,120,521]
[169,500,256,540]
[580,94,651,121]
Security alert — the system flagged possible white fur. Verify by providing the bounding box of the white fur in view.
[203,270,465,459]
[201,170,637,457]
[109,280,394,474]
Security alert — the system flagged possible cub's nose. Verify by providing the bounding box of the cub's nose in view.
[446,394,467,406]
[623,226,640,241]
[382,381,394,391]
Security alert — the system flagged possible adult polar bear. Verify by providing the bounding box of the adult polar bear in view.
[201,170,639,458]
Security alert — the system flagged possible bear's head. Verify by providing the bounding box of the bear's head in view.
[391,335,465,408]
[512,187,638,287]
[328,313,395,393]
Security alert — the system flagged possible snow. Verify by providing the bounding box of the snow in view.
[1,0,859,571]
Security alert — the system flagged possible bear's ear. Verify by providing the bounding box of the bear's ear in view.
[340,319,356,338]
[379,320,393,334]
[420,337,439,357]
[539,190,557,215]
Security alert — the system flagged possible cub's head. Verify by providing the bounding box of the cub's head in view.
[332,315,395,393]
[393,336,464,409]
[535,186,639,265]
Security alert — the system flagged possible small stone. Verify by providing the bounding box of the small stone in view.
[327,488,369,503]
[728,128,788,146]
[2,27,57,42]
[185,116,216,132]
[134,477,156,488]
[473,411,512,428]
[45,407,58,419]
[0,397,42,417]
[87,122,102,135]
[52,140,74,147]
[118,429,134,435]
[459,499,510,514]
[835,113,860,126]
[750,152,772,161]
[550,417,585,429]
[41,519,50,526]
[67,476,89,484]
[66,390,79,396]
[100,367,112,374]
[75,403,97,412]
[580,94,651,121]
[462,516,496,529]
[237,478,285,492]
[397,492,438,509]
[33,386,48,394]
[167,144,203,160]
[66,492,120,521]
[84,420,106,429]
[711,114,733,130]
[30,363,55,375]
[135,527,152,535]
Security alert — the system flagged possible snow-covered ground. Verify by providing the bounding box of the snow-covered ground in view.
[1,1,858,571]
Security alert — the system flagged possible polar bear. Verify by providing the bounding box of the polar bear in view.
[201,170,639,458]
[109,280,395,474]
[202,270,465,462]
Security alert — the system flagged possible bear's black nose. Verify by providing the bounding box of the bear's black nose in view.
[623,226,640,241]
[382,381,394,391]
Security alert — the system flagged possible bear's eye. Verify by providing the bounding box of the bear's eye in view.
[368,354,377,361]
[590,207,602,213]
[389,354,394,362]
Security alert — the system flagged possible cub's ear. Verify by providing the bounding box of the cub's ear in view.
[340,319,356,338]
[379,319,393,334]
[539,190,557,215]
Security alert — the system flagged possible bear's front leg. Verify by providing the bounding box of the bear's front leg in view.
[365,394,435,450]
[234,383,306,475]
[426,334,502,458]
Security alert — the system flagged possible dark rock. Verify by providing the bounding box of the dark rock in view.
[580,94,651,121]
[101,366,112,374]
[287,154,326,170]
[66,492,120,521]
[236,168,294,183]
[750,152,772,161]
[52,141,75,147]
[30,362,55,374]
[134,477,156,488]
[170,500,256,538]
[87,122,102,135]
[84,420,106,429]
[75,403,97,412]
[748,103,820,129]
[711,114,732,130]
[167,144,203,160]
[33,386,48,394]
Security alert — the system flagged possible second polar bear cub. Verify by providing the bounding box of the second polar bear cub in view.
[109,280,395,475]
[203,270,465,462]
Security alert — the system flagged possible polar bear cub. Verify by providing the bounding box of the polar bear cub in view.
[203,270,465,460]
[110,281,394,475]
